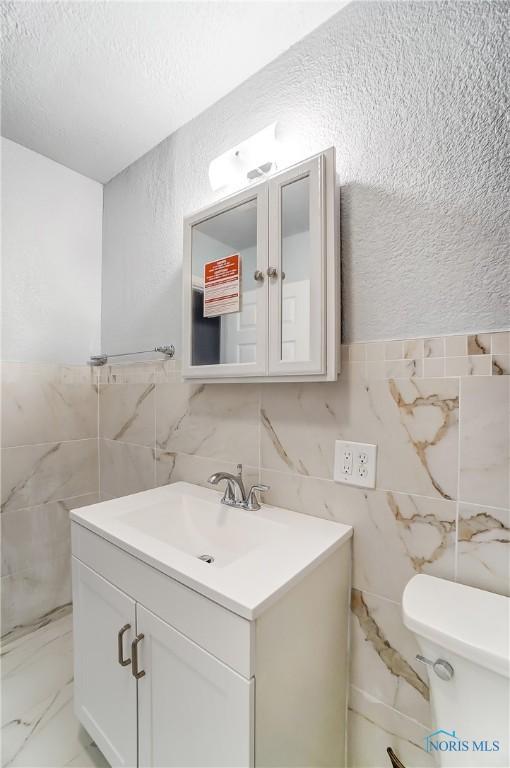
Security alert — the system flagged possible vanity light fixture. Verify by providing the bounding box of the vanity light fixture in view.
[208,122,278,191]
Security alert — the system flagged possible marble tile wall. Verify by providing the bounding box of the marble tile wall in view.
[95,330,509,767]
[1,329,508,766]
[1,362,99,636]
[343,331,510,380]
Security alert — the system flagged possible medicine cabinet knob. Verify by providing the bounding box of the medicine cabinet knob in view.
[253,270,264,282]
[266,266,278,278]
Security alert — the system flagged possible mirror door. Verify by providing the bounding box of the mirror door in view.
[267,155,325,375]
[183,185,268,378]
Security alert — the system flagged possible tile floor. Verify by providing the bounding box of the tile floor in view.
[1,613,108,768]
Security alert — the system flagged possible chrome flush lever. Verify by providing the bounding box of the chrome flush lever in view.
[416,654,454,681]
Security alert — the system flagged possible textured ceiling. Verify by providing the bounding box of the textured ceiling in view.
[1,1,346,182]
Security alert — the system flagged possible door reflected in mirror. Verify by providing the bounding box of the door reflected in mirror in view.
[191,198,258,366]
[280,175,311,363]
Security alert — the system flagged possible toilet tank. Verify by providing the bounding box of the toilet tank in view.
[403,575,510,768]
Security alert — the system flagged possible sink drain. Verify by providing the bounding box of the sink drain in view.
[197,554,215,564]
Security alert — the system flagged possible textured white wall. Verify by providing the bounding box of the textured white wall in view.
[102,1,510,350]
[2,2,347,182]
[2,138,103,363]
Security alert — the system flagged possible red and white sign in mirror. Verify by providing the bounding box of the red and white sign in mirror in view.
[203,254,240,318]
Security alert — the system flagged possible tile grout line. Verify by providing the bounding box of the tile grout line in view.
[353,586,403,607]
[1,551,74,584]
[349,684,430,731]
[100,436,156,450]
[2,436,99,451]
[253,465,461,506]
[152,383,158,488]
[258,387,262,484]
[455,378,462,582]
[346,328,510,347]
[97,367,101,500]
[2,491,100,515]
[139,452,509,512]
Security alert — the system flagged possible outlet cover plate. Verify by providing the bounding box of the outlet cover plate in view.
[334,440,377,488]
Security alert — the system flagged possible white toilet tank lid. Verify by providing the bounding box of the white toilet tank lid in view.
[403,575,510,678]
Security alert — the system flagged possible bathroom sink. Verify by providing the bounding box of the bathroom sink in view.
[119,493,285,567]
[70,481,352,618]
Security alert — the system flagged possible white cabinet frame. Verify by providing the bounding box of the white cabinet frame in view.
[268,154,325,375]
[182,184,268,379]
[182,148,338,382]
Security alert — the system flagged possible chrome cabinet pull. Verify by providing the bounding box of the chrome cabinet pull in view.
[131,633,146,679]
[253,270,264,282]
[266,266,278,278]
[117,624,131,666]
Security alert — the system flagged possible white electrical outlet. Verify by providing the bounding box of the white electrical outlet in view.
[334,440,377,488]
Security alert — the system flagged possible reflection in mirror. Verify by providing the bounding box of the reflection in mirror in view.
[191,198,258,366]
[280,174,311,362]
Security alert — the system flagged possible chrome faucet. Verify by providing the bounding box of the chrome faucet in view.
[208,464,269,511]
[208,464,246,505]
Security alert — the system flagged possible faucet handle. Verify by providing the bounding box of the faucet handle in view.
[244,484,270,511]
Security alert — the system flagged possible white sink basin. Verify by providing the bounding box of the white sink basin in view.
[71,482,352,619]
[120,495,285,567]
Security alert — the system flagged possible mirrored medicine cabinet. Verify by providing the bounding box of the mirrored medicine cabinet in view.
[182,147,339,382]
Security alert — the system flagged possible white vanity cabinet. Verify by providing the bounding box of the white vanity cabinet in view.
[182,147,338,382]
[71,483,352,768]
[72,555,253,768]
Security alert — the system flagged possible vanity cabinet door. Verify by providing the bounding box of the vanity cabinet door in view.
[137,605,254,768]
[72,558,137,768]
[267,154,327,376]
